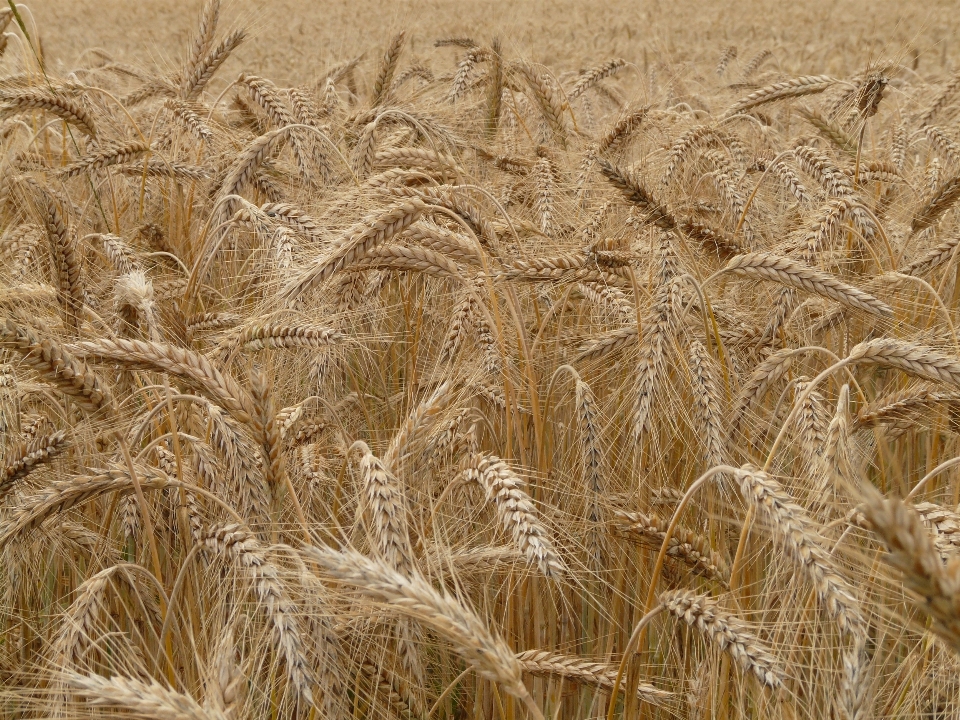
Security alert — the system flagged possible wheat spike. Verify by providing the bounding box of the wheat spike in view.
[204,525,314,704]
[465,454,565,577]
[0,89,97,137]
[282,199,428,301]
[661,589,787,690]
[723,251,892,317]
[614,510,729,584]
[303,544,541,717]
[0,430,69,499]
[0,464,171,550]
[0,319,114,415]
[735,465,865,639]
[847,338,960,389]
[372,31,407,106]
[860,492,960,651]
[70,337,254,423]
[516,649,670,704]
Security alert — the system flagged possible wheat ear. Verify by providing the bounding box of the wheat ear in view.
[57,140,150,178]
[206,616,245,720]
[281,199,428,301]
[569,58,627,99]
[514,61,567,145]
[70,338,254,423]
[0,90,97,137]
[181,29,246,100]
[383,381,454,472]
[180,0,220,84]
[516,649,670,704]
[302,544,543,720]
[464,454,565,577]
[63,672,217,720]
[735,465,865,639]
[52,569,110,667]
[726,75,837,116]
[0,465,171,550]
[614,510,729,585]
[39,191,84,333]
[0,430,69,499]
[597,158,676,230]
[0,319,115,415]
[902,235,960,277]
[204,525,314,704]
[661,589,786,690]
[372,31,407,106]
[860,492,960,652]
[847,338,960,389]
[721,252,892,317]
[716,45,737,75]
[572,371,606,567]
[912,175,960,233]
[235,324,344,352]
[687,339,726,470]
[354,441,416,576]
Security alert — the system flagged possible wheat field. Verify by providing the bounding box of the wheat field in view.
[3,1,960,718]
